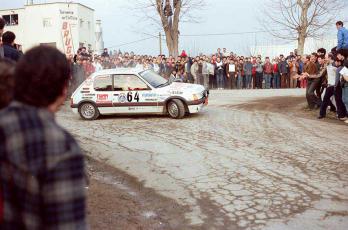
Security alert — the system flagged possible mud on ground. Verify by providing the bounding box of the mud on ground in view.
[86,157,196,230]
[228,96,346,125]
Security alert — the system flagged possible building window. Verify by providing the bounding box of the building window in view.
[11,14,18,25]
[2,14,18,26]
[87,21,90,29]
[79,19,84,28]
[43,18,52,27]
[79,42,84,48]
[88,44,92,51]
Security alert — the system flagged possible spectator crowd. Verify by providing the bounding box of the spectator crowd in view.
[0,17,348,122]
[67,22,348,124]
[70,47,309,91]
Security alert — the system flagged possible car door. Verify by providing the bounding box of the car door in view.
[93,74,115,115]
[112,74,161,114]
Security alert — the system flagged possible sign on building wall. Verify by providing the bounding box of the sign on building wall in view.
[61,21,74,56]
[60,9,77,56]
[60,9,78,21]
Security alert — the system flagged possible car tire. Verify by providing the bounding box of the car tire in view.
[79,102,100,120]
[167,99,186,119]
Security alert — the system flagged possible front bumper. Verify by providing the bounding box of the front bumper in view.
[187,90,209,113]
[188,103,205,113]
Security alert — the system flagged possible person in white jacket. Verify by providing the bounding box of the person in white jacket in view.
[202,58,210,88]
[190,58,199,83]
[93,58,103,72]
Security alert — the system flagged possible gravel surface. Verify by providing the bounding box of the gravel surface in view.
[57,89,348,230]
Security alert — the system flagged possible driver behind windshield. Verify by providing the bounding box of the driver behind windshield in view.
[169,70,184,83]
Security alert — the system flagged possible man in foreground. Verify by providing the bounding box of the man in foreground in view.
[0,59,15,109]
[0,17,5,58]
[0,46,87,229]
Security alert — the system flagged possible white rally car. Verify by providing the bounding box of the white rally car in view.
[70,68,209,120]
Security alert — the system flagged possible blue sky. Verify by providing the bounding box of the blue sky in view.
[1,0,348,55]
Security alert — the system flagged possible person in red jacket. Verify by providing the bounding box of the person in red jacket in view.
[272,58,280,88]
[82,58,95,78]
[180,50,187,58]
[263,57,273,89]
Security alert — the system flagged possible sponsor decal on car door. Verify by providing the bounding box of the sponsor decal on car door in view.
[93,75,115,114]
[112,74,161,113]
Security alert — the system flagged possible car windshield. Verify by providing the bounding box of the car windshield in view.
[139,70,168,88]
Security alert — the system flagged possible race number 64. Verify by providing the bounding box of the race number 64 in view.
[127,92,139,102]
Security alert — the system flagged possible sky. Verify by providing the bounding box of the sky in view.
[1,0,348,56]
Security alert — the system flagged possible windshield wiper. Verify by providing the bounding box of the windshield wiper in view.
[156,81,170,88]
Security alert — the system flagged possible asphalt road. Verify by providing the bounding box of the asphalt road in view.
[57,89,348,230]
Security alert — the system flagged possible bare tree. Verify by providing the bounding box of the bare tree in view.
[261,0,345,55]
[134,0,205,57]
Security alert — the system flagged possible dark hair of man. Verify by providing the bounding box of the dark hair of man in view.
[0,17,5,30]
[2,31,16,45]
[13,46,70,107]
[317,48,326,55]
[337,49,348,58]
[336,21,343,26]
[0,59,15,109]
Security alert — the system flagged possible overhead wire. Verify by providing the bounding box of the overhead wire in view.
[179,29,288,37]
[106,36,157,49]
[104,29,288,49]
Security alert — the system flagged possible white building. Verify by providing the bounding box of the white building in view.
[0,1,103,56]
[251,37,337,58]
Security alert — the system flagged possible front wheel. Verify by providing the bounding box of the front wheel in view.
[167,99,186,119]
[79,102,100,120]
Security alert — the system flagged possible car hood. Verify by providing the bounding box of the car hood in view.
[166,82,205,93]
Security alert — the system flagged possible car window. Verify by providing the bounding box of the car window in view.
[139,70,167,88]
[114,74,149,91]
[94,75,113,91]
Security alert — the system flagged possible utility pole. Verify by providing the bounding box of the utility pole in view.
[159,32,162,55]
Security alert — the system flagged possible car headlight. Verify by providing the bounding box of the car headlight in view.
[193,94,199,101]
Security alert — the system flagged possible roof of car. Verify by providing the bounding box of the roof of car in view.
[92,67,145,77]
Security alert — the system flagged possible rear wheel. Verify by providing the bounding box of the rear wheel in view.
[167,99,186,119]
[79,102,100,120]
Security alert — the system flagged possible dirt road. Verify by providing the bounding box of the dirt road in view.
[57,89,348,230]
